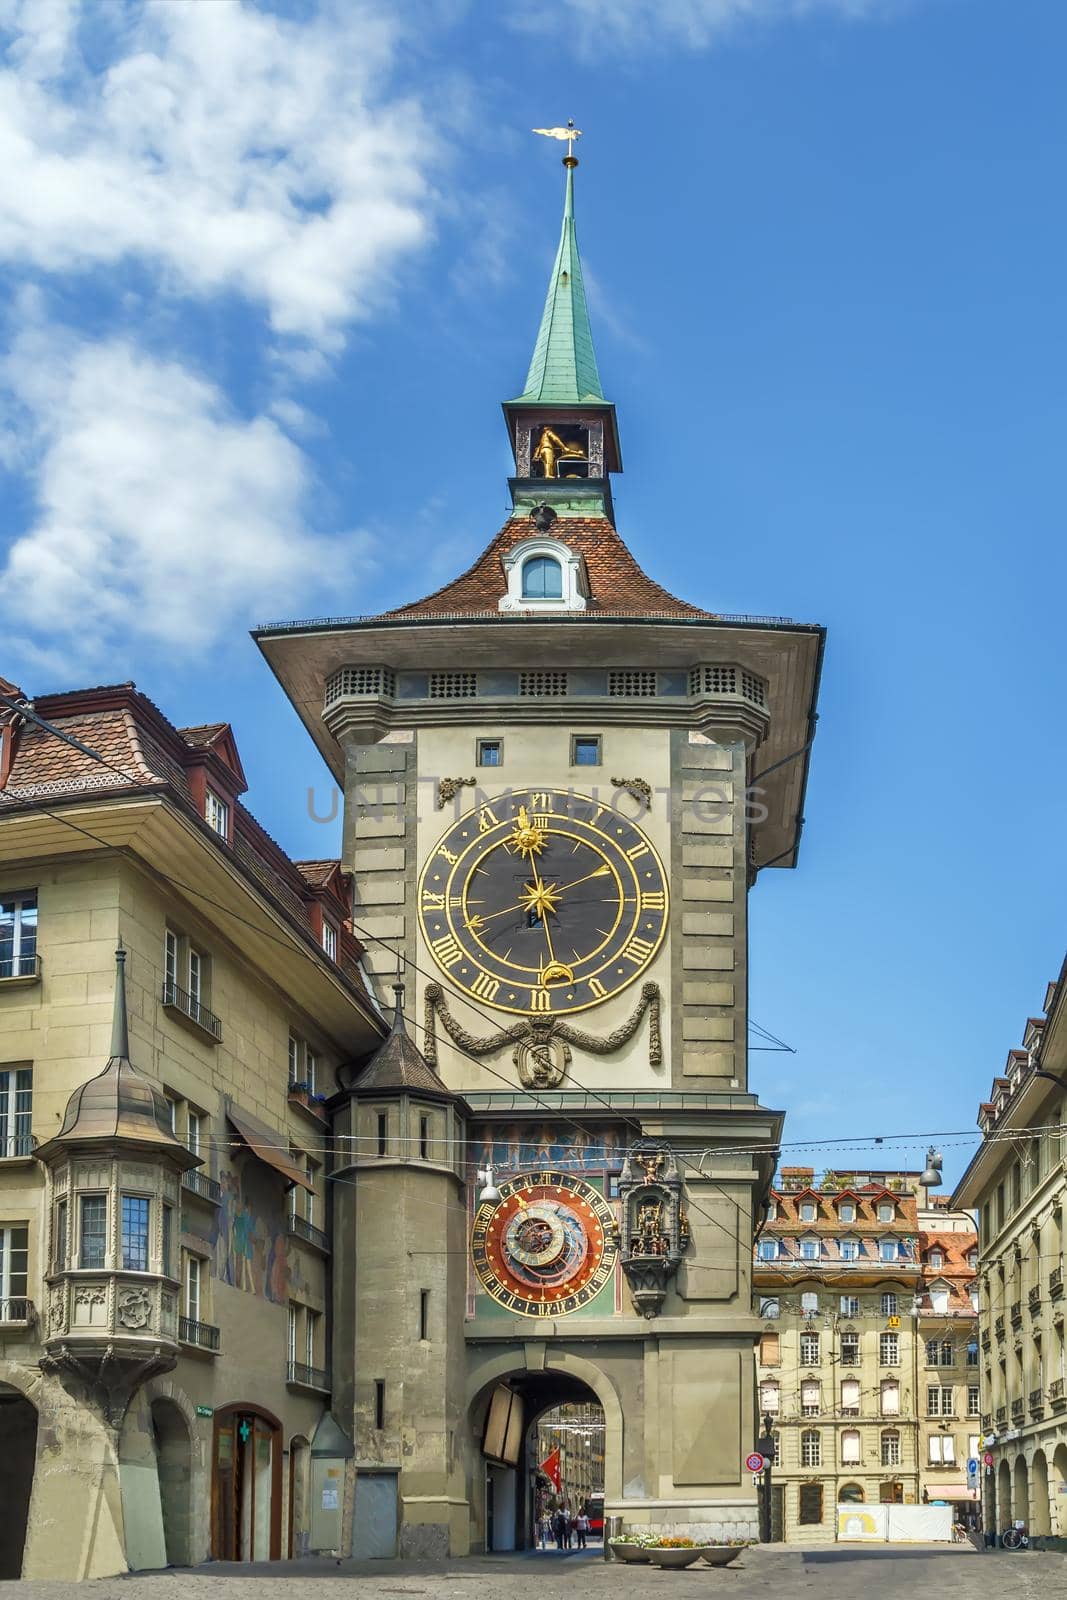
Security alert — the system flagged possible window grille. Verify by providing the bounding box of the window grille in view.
[429,672,478,699]
[324,665,396,704]
[800,1431,821,1468]
[519,671,568,698]
[608,670,657,698]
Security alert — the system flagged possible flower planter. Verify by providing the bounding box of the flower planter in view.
[647,1547,701,1568]
[698,1546,744,1567]
[610,1541,650,1563]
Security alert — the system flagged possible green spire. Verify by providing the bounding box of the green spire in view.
[511,160,607,406]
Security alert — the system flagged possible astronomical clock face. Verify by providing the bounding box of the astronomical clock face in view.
[471,1171,618,1316]
[418,788,668,1015]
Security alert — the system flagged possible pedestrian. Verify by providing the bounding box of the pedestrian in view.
[561,1505,572,1549]
[552,1509,565,1549]
[575,1509,589,1549]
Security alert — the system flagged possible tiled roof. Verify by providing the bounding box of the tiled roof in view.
[384,514,707,620]
[177,723,229,747]
[349,988,451,1098]
[295,860,343,887]
[0,683,368,1000]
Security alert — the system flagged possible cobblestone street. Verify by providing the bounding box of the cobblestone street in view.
[1,1546,1065,1600]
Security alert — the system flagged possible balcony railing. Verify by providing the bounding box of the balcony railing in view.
[981,1330,992,1349]
[179,1316,220,1351]
[1050,1379,1066,1405]
[0,1133,36,1160]
[1029,1387,1044,1414]
[1051,1267,1064,1300]
[995,1405,1007,1424]
[287,1213,329,1252]
[0,1298,33,1324]
[1010,1398,1025,1420]
[1028,1286,1042,1313]
[182,1168,222,1204]
[1010,1301,1022,1326]
[162,980,223,1041]
[0,953,40,982]
[994,1315,1005,1339]
[287,1360,329,1392]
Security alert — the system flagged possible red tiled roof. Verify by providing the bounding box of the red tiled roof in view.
[383,514,708,619]
[0,684,368,1000]
[177,723,229,747]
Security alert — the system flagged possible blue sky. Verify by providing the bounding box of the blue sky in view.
[1,0,1064,1186]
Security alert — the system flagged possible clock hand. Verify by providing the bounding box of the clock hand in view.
[527,852,560,970]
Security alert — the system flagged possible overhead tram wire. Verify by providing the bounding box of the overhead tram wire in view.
[0,699,753,1253]
[5,696,1055,1234]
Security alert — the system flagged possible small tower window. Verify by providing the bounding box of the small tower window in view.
[521,555,563,600]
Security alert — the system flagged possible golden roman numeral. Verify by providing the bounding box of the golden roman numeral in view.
[439,846,459,865]
[470,972,500,1001]
[625,842,649,862]
[478,805,499,832]
[587,977,608,999]
[432,933,464,969]
[531,792,553,812]
[529,988,552,1012]
[422,891,445,909]
[621,936,655,965]
[640,890,666,911]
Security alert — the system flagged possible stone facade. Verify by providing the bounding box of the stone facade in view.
[0,688,381,1578]
[954,958,1067,1545]
[754,1167,978,1544]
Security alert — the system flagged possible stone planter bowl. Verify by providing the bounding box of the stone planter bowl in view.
[647,1547,702,1568]
[698,1545,744,1567]
[610,1541,650,1563]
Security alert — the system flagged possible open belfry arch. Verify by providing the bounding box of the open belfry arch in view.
[256,134,824,1554]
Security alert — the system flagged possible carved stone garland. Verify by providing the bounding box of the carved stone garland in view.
[422,980,661,1083]
[617,1139,689,1319]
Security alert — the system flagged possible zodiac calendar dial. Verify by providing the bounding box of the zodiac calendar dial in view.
[417,788,668,1015]
[470,1171,618,1317]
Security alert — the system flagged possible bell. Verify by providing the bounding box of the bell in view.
[478,1166,500,1204]
[921,1147,943,1188]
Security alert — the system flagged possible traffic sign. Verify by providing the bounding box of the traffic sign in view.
[745,1452,767,1473]
[967,1458,979,1474]
[983,1452,994,1467]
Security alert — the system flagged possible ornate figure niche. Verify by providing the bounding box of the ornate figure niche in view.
[617,1139,690,1319]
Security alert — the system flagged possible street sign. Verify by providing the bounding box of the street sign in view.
[196,1405,214,1418]
[745,1452,767,1473]
[967,1457,979,1474]
[983,1452,994,1467]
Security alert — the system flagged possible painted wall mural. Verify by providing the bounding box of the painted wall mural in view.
[472,1123,623,1177]
[185,1159,299,1304]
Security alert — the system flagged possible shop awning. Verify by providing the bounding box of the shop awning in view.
[927,1485,978,1502]
[227,1103,314,1193]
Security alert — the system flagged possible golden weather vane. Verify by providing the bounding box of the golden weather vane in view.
[532,120,582,161]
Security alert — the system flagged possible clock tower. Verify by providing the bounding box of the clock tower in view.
[255,146,825,1558]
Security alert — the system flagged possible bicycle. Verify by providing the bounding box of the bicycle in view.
[1001,1527,1030,1551]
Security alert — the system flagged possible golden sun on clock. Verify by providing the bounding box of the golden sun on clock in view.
[417,788,668,1015]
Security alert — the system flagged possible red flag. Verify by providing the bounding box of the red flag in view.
[540,1447,562,1491]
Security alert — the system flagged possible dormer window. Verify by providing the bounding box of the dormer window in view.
[205,789,229,838]
[757,1238,778,1262]
[928,1248,943,1270]
[800,1237,820,1261]
[840,1238,859,1262]
[499,538,588,612]
[877,1202,894,1222]
[322,921,338,962]
[522,555,563,599]
[838,1201,856,1223]
[879,1238,898,1263]
[799,1201,817,1223]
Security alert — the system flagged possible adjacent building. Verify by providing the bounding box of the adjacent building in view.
[754,1167,978,1543]
[954,956,1067,1544]
[0,681,382,1578]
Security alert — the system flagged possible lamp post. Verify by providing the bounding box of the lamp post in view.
[757,1411,775,1542]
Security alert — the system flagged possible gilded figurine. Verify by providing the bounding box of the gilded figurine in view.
[533,426,585,480]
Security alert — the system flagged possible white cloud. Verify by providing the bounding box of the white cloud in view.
[514,0,900,51]
[0,0,441,347]
[0,323,375,673]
